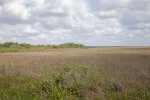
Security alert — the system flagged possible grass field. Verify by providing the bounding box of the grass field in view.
[0,47,150,100]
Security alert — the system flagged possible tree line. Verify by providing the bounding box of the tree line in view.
[0,42,86,49]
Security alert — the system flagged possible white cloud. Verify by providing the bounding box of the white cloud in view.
[95,10,118,18]
[0,0,31,24]
[0,0,150,46]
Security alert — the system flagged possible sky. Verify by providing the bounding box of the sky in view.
[0,0,150,46]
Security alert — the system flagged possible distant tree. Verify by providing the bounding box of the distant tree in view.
[59,43,86,48]
[0,42,86,50]
[2,42,15,48]
[0,43,2,48]
[20,43,32,48]
[51,45,59,49]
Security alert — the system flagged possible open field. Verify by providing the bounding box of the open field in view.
[0,47,150,99]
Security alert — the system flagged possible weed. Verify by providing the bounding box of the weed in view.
[39,64,92,99]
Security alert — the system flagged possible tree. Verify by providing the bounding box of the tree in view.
[2,42,15,48]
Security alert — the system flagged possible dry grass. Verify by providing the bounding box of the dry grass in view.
[0,47,150,99]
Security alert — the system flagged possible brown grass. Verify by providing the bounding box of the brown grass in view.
[0,47,150,97]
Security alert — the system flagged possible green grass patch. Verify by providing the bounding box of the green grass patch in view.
[0,64,102,100]
[0,64,149,100]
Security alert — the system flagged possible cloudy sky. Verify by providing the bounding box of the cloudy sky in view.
[0,0,150,46]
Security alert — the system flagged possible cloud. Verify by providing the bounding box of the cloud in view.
[0,0,150,46]
[95,10,118,18]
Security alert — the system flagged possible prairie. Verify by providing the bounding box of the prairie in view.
[0,47,150,99]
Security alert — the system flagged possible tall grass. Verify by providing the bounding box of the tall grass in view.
[0,64,102,100]
[0,47,150,99]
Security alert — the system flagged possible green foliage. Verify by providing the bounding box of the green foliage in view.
[104,81,150,100]
[0,64,102,100]
[0,74,41,100]
[0,43,2,48]
[0,64,149,99]
[18,43,32,48]
[0,42,87,53]
[51,45,59,49]
[60,42,86,48]
[39,64,90,99]
[1,42,16,48]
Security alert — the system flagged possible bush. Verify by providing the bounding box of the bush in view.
[39,64,89,99]
[59,43,86,48]
[0,43,2,48]
[36,64,102,100]
[0,42,87,53]
[1,42,15,48]
[51,45,59,49]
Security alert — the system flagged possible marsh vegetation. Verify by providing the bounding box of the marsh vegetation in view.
[0,42,86,53]
[0,47,150,99]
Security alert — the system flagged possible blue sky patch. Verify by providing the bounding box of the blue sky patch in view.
[24,3,31,8]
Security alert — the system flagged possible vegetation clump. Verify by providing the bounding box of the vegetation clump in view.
[0,42,87,53]
[0,64,102,100]
[59,43,86,48]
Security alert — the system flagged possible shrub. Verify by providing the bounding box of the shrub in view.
[0,42,87,53]
[51,45,59,49]
[39,65,88,99]
[38,64,102,99]
[1,42,15,48]
[59,43,86,48]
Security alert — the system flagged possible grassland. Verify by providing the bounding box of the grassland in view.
[0,47,150,99]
